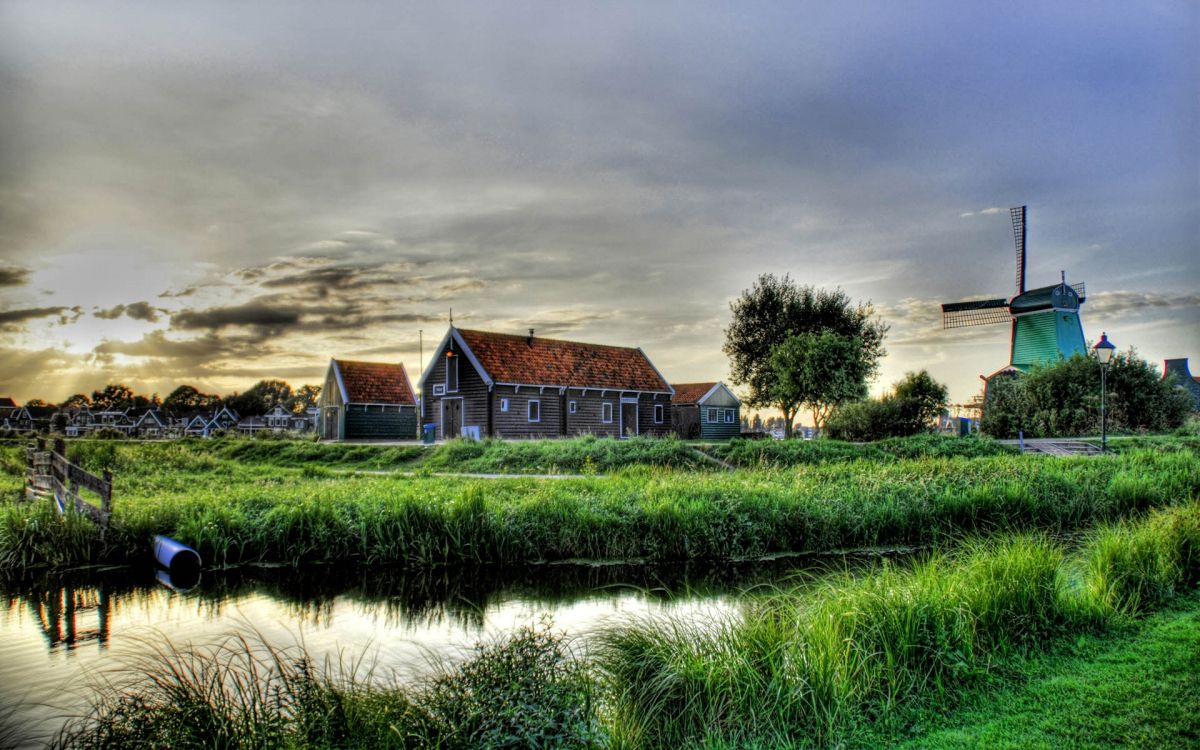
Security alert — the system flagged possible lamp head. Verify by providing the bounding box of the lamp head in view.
[1093,332,1116,366]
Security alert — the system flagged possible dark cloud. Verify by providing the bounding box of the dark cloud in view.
[171,300,304,335]
[96,301,162,322]
[1084,291,1200,317]
[0,306,83,331]
[0,267,30,287]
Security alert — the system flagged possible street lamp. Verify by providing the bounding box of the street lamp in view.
[1093,332,1116,453]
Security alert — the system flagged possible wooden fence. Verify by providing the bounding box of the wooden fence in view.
[26,438,113,530]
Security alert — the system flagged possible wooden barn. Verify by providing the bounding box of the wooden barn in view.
[418,327,674,440]
[319,359,417,441]
[670,382,741,440]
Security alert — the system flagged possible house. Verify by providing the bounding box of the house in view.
[670,382,742,440]
[319,359,418,440]
[131,408,169,438]
[418,327,674,440]
[236,403,315,435]
[0,397,16,409]
[1163,358,1200,412]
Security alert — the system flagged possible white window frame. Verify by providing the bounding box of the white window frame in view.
[500,398,509,412]
[724,408,735,424]
[654,403,664,424]
[527,399,541,423]
[602,402,613,423]
[569,400,578,414]
[707,407,717,423]
[432,383,446,396]
[446,356,459,392]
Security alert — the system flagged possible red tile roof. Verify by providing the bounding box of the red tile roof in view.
[671,382,717,404]
[334,360,415,404]
[456,329,671,392]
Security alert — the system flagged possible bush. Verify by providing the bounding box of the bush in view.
[982,350,1193,438]
[825,370,948,442]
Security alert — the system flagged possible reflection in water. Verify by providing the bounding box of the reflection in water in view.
[0,551,901,748]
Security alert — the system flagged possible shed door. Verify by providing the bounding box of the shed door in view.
[620,401,638,438]
[443,399,462,439]
[323,407,339,440]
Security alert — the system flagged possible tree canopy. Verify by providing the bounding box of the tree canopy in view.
[770,331,871,434]
[162,385,221,413]
[826,369,949,441]
[724,274,887,435]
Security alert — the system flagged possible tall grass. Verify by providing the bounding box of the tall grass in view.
[3,448,1198,570]
[56,622,600,750]
[55,502,1200,749]
[711,433,1018,468]
[596,501,1200,748]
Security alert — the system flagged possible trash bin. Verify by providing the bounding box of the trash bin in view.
[422,423,436,444]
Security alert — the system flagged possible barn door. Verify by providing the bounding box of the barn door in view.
[620,400,638,438]
[443,399,462,439]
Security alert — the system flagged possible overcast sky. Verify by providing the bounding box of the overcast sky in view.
[1,1,1197,409]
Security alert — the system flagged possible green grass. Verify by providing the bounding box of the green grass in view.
[2,444,1198,570]
[52,501,1200,749]
[595,500,1200,748]
[857,594,1200,749]
[710,433,1019,468]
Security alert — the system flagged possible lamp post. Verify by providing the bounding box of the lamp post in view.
[1093,332,1116,453]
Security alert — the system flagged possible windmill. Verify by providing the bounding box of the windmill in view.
[941,206,1088,371]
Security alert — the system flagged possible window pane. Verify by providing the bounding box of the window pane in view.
[528,400,540,422]
[447,356,458,391]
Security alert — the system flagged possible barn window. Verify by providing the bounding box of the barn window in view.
[602,402,613,423]
[569,400,578,414]
[707,407,717,423]
[528,400,540,422]
[654,403,664,423]
[724,409,735,423]
[446,356,459,392]
[500,398,509,412]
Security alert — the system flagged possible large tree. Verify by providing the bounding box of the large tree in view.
[163,385,221,412]
[224,379,294,417]
[770,332,871,434]
[724,274,888,436]
[90,383,135,411]
[291,384,322,414]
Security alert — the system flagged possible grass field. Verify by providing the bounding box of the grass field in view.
[2,439,1198,570]
[50,500,1200,749]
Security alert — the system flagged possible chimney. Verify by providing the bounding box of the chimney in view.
[527,328,535,347]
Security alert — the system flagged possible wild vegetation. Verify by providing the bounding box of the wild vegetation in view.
[1,440,1197,570]
[51,501,1200,749]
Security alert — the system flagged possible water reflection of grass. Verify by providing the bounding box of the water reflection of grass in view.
[48,500,1200,749]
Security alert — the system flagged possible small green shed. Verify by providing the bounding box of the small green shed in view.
[671,382,741,440]
[319,359,418,441]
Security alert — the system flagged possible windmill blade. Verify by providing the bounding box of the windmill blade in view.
[1010,205,1026,295]
[941,298,1011,329]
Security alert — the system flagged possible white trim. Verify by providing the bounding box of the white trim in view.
[707,407,717,423]
[654,403,664,424]
[601,402,613,423]
[527,399,541,423]
[724,408,735,424]
[496,381,672,396]
[619,399,639,437]
[638,347,675,395]
[417,328,495,393]
[446,354,459,392]
[569,400,577,414]
[330,359,350,404]
[432,383,446,396]
[500,398,510,412]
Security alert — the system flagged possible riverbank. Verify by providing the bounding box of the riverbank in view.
[49,500,1200,749]
[2,445,1197,570]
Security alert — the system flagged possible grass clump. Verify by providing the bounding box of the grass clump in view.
[712,434,1017,468]
[57,623,600,750]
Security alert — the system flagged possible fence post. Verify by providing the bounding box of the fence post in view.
[101,469,113,516]
[53,437,66,458]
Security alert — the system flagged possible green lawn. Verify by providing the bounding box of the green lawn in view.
[854,594,1200,750]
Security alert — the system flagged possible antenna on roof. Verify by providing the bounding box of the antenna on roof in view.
[449,307,453,325]
[527,328,535,346]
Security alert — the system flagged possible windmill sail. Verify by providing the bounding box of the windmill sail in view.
[941,298,1011,329]
[1010,205,1026,295]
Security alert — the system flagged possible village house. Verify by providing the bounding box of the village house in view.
[319,359,418,440]
[670,382,742,440]
[418,327,674,440]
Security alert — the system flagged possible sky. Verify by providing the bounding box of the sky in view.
[1,1,1197,411]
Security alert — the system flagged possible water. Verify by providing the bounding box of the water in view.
[0,554,889,748]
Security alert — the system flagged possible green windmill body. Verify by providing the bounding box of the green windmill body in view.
[941,206,1088,371]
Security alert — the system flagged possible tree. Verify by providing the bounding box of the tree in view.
[91,384,135,411]
[163,385,221,412]
[223,379,294,417]
[980,349,1192,438]
[724,274,887,435]
[60,394,91,409]
[892,370,949,434]
[770,331,871,435]
[825,370,949,441]
[291,384,321,414]
[23,398,50,408]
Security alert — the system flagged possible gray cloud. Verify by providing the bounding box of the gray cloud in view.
[94,301,162,322]
[0,267,30,287]
[0,306,83,331]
